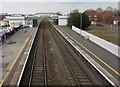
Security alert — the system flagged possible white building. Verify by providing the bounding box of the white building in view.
[58,16,69,26]
[5,16,39,27]
[35,12,57,17]
[25,17,38,27]
[6,16,25,27]
[0,19,9,27]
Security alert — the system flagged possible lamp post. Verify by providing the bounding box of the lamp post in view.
[80,13,82,36]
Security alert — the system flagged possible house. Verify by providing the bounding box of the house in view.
[113,16,120,26]
[84,10,114,25]
[96,15,119,30]
[84,10,98,24]
[84,10,119,30]
[97,11,114,22]
[104,16,116,24]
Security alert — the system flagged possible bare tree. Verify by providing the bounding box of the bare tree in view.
[96,8,103,13]
[105,6,113,11]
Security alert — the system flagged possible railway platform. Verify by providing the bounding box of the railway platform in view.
[0,18,119,87]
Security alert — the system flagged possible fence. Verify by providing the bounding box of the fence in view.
[94,23,119,31]
[72,26,119,57]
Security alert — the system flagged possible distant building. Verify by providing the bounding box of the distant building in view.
[5,16,39,27]
[6,16,26,27]
[104,16,116,24]
[1,19,9,27]
[97,11,114,22]
[58,16,69,26]
[0,13,10,21]
[35,12,57,17]
[84,10,119,30]
[25,17,38,27]
[84,10,98,24]
[51,16,59,25]
[51,15,69,26]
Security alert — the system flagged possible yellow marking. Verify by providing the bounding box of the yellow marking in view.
[60,28,120,76]
[0,29,34,87]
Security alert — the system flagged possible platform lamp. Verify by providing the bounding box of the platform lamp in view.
[80,13,82,36]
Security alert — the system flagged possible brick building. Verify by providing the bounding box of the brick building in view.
[84,10,119,30]
[84,10,97,24]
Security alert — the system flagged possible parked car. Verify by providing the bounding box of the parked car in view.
[7,27,14,34]
[19,25,24,29]
[1,20,9,27]
[0,29,6,41]
[2,29,10,37]
[23,25,29,28]
[10,26,17,33]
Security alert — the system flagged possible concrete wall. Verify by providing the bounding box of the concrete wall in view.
[72,26,119,57]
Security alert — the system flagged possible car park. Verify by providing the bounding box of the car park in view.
[2,29,10,37]
[0,29,6,41]
[19,25,24,29]
[7,27,14,34]
[23,25,29,28]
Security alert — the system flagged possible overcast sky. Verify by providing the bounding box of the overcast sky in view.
[0,1,119,14]
[0,0,120,2]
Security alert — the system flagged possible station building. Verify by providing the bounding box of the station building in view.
[58,16,68,26]
[51,15,69,26]
[5,15,39,27]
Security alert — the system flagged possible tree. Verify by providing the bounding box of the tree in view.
[86,9,94,11]
[68,9,80,28]
[55,12,62,16]
[113,9,120,16]
[96,8,103,13]
[67,9,91,30]
[82,13,91,29]
[105,6,113,11]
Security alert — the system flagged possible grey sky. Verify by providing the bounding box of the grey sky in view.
[1,2,119,14]
[0,0,120,2]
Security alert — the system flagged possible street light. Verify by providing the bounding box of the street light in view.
[80,13,82,36]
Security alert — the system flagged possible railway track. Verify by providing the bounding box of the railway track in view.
[19,20,48,86]
[28,21,47,86]
[19,18,111,86]
[48,22,94,86]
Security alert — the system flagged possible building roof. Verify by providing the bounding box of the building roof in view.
[84,10,97,15]
[98,11,113,17]
[105,16,116,22]
[35,12,56,15]
[58,16,69,19]
[0,14,9,20]
[114,16,120,21]
[5,16,39,20]
[25,17,39,20]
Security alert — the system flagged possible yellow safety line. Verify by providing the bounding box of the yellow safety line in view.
[60,29,120,76]
[0,29,34,87]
